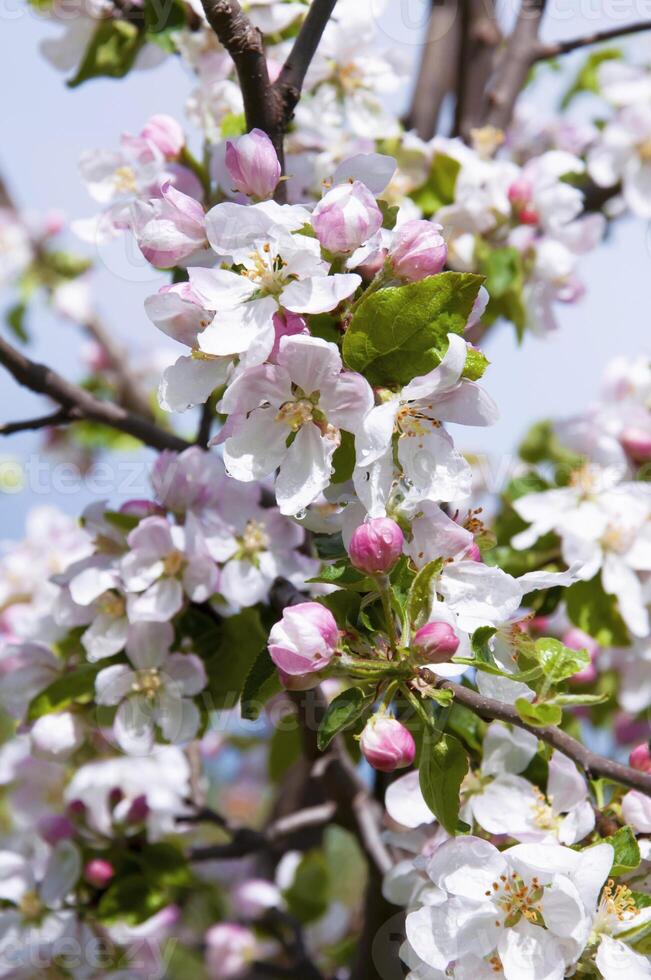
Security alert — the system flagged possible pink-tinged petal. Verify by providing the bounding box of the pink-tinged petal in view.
[114,696,156,756]
[197,296,276,357]
[82,615,129,663]
[159,355,230,413]
[281,273,361,314]
[165,653,207,696]
[188,267,257,311]
[223,408,290,482]
[127,517,175,559]
[220,362,292,415]
[275,423,338,516]
[182,556,219,603]
[126,621,174,670]
[127,578,184,623]
[157,693,200,744]
[95,665,136,706]
[332,153,396,195]
[144,289,210,348]
[320,371,374,433]
[276,335,342,393]
[402,334,468,401]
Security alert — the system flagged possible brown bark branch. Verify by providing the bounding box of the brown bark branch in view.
[0,408,79,436]
[273,0,338,123]
[536,19,651,59]
[404,0,463,139]
[455,0,501,140]
[0,334,191,454]
[199,0,284,161]
[186,802,337,859]
[482,0,547,131]
[440,679,651,795]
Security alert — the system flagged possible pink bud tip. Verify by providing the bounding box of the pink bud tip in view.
[620,427,651,464]
[360,715,416,772]
[66,799,87,820]
[311,180,383,254]
[141,114,185,159]
[413,621,460,663]
[348,518,404,575]
[388,219,447,282]
[108,787,124,807]
[37,815,75,846]
[225,128,281,200]
[465,542,482,562]
[268,602,339,677]
[630,743,651,774]
[126,794,149,824]
[84,859,115,889]
[119,499,165,518]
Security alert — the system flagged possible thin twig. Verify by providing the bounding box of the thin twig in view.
[440,679,651,795]
[482,0,548,131]
[186,802,337,860]
[0,408,78,435]
[274,0,338,122]
[536,19,651,59]
[0,334,191,453]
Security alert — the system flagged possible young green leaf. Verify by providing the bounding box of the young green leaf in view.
[317,687,371,750]
[535,637,590,683]
[514,698,562,728]
[419,732,469,834]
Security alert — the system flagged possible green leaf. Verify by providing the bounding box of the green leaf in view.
[419,732,468,834]
[43,251,92,280]
[514,698,562,728]
[406,559,443,630]
[27,663,105,721]
[283,851,331,923]
[307,561,373,592]
[547,692,608,707]
[241,649,282,722]
[6,302,28,343]
[519,420,584,469]
[479,247,527,339]
[204,608,267,709]
[331,430,356,484]
[535,637,590,683]
[317,687,370,750]
[342,272,484,387]
[103,510,140,533]
[565,576,630,647]
[561,48,622,108]
[313,533,347,560]
[378,199,399,230]
[604,825,641,876]
[471,626,497,662]
[463,347,489,381]
[68,20,145,87]
[409,153,460,216]
[143,0,187,50]
[220,112,247,138]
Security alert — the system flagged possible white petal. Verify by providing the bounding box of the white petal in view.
[40,841,81,907]
[275,423,337,516]
[165,653,207,696]
[547,751,587,814]
[82,614,128,662]
[95,665,136,706]
[126,578,184,623]
[281,273,361,314]
[385,771,436,829]
[159,354,229,413]
[596,935,651,979]
[114,696,156,756]
[223,408,290,482]
[126,621,174,669]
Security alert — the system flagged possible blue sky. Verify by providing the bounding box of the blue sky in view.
[0,2,649,536]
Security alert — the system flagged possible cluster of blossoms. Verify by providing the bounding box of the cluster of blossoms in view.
[3,2,651,977]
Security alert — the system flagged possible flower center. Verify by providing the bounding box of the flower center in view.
[163,550,185,576]
[397,405,441,437]
[113,165,138,194]
[242,245,290,295]
[530,787,560,831]
[600,523,634,555]
[486,872,544,928]
[239,520,270,557]
[19,890,43,921]
[276,398,315,431]
[132,668,163,700]
[98,591,126,618]
[569,465,598,497]
[598,878,637,925]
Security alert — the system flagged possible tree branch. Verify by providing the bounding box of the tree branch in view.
[439,679,651,795]
[455,0,501,140]
[0,408,79,436]
[199,0,284,161]
[535,19,651,59]
[273,0,338,123]
[186,802,337,860]
[0,334,191,453]
[482,0,547,131]
[83,317,153,420]
[404,0,463,139]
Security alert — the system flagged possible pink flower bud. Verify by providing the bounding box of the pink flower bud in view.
[270,311,308,361]
[413,622,460,663]
[348,518,404,575]
[508,177,539,225]
[630,743,651,774]
[126,794,149,824]
[268,602,339,677]
[131,181,206,268]
[37,815,75,846]
[277,668,320,691]
[205,923,259,979]
[562,627,599,683]
[312,180,383,254]
[141,114,185,159]
[66,799,87,821]
[360,715,415,773]
[388,219,447,282]
[620,427,651,464]
[108,787,124,808]
[225,128,281,200]
[84,859,115,889]
[615,713,649,746]
[120,499,165,519]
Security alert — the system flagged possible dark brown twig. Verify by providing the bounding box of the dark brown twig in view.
[274,0,338,123]
[440,680,651,795]
[0,407,78,436]
[0,334,191,453]
[536,19,651,60]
